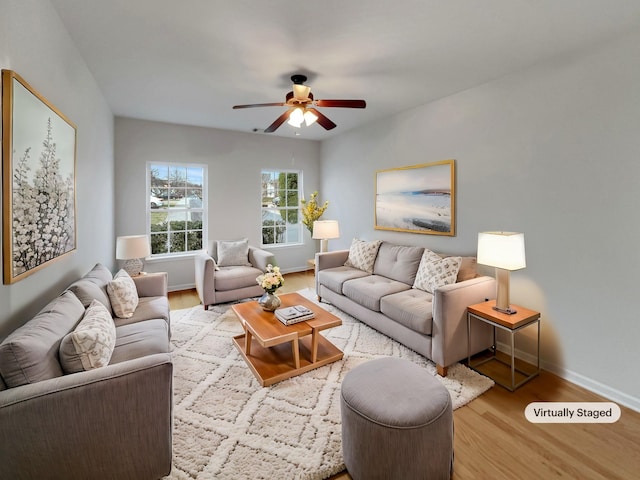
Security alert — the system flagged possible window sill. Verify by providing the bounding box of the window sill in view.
[146,251,204,263]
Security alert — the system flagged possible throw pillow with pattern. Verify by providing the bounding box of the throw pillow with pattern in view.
[107,269,139,318]
[344,238,382,273]
[59,299,116,372]
[413,249,462,293]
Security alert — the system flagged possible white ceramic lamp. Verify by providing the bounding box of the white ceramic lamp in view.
[477,231,526,314]
[116,235,151,276]
[312,220,340,253]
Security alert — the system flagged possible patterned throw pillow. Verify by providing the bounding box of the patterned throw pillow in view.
[59,299,116,372]
[107,269,139,318]
[344,238,382,273]
[413,249,462,293]
[217,238,251,267]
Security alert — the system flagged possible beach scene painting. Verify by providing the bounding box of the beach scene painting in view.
[375,160,455,236]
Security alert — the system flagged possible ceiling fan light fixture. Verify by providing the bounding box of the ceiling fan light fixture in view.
[304,110,318,126]
[292,84,310,101]
[287,107,304,128]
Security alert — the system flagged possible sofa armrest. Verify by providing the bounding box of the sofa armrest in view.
[194,251,216,306]
[249,246,276,272]
[431,276,496,369]
[133,271,168,298]
[315,249,349,272]
[0,353,173,479]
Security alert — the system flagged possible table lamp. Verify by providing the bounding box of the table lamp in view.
[312,220,340,253]
[116,235,151,276]
[477,231,526,314]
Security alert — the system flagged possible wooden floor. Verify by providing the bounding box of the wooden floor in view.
[169,271,640,480]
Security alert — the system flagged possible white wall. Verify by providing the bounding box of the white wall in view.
[0,0,114,338]
[321,30,640,409]
[114,117,321,290]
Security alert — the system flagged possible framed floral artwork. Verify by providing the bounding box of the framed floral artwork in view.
[375,159,456,236]
[2,70,77,284]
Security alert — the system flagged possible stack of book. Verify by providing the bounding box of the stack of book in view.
[275,305,315,325]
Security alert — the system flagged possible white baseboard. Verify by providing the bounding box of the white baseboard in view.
[168,282,195,292]
[496,341,640,413]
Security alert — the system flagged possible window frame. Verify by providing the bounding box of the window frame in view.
[260,169,303,248]
[146,161,208,258]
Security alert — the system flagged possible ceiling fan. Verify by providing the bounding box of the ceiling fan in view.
[233,74,366,133]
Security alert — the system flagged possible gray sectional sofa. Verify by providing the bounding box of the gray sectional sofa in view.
[0,264,173,480]
[316,241,496,376]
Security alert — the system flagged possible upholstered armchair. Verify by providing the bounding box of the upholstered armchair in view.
[194,239,276,309]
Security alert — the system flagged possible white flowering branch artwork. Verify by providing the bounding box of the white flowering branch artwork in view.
[2,70,77,284]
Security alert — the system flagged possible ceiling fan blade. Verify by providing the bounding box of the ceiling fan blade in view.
[314,99,366,108]
[264,108,295,133]
[233,102,286,109]
[307,108,337,130]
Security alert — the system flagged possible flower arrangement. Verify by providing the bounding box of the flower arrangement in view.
[301,191,329,234]
[256,264,284,293]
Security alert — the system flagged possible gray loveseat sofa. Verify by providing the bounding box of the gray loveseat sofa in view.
[316,241,496,376]
[0,264,172,480]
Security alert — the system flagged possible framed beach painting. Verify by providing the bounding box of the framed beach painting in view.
[375,159,456,236]
[2,70,77,284]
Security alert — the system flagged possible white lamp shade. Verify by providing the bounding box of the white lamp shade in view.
[312,220,340,240]
[287,107,304,127]
[116,235,151,260]
[477,232,526,271]
[304,110,318,126]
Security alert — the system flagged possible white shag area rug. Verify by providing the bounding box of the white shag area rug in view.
[164,289,493,480]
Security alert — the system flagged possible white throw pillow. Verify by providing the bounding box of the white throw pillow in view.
[60,299,116,372]
[344,238,382,274]
[107,269,139,318]
[217,238,251,267]
[413,249,462,293]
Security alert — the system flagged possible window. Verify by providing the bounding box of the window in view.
[148,163,206,256]
[261,170,301,246]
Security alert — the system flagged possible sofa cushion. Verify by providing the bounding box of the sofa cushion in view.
[0,291,85,388]
[343,275,411,312]
[217,238,251,267]
[317,266,371,295]
[413,249,462,294]
[68,263,113,310]
[373,242,424,284]
[59,300,116,373]
[107,269,139,319]
[113,296,171,330]
[214,265,263,292]
[109,320,170,365]
[457,256,477,282]
[344,238,382,273]
[380,289,434,335]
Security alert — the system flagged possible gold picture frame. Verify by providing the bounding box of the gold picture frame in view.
[2,70,77,284]
[375,159,456,236]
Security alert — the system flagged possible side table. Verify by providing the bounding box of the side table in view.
[467,300,540,391]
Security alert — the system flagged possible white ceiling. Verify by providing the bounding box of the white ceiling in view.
[51,0,640,141]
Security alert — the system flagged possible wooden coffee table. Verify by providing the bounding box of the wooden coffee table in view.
[231,292,343,386]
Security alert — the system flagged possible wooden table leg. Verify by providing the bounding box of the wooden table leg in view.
[291,337,300,369]
[245,329,252,356]
[311,329,319,363]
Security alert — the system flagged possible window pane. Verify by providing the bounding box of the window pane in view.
[187,231,202,251]
[148,163,206,256]
[260,169,301,247]
[151,233,168,254]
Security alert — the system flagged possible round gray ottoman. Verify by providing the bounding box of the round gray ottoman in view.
[340,357,453,480]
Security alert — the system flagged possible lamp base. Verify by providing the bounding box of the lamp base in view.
[494,268,517,314]
[122,258,143,277]
[492,305,518,315]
